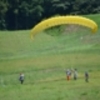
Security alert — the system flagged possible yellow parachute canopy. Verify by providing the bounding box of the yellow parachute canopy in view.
[31,16,98,39]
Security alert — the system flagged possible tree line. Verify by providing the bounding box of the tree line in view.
[0,0,100,30]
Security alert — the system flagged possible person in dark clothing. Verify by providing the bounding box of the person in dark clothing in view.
[19,73,25,84]
[85,71,89,82]
[73,69,78,80]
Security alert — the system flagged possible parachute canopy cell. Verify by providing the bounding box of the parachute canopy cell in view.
[31,16,98,39]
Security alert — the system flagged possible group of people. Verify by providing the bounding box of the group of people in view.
[66,68,89,82]
[18,69,89,84]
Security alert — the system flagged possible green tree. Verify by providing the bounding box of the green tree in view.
[6,0,20,30]
[72,0,100,14]
[0,0,100,30]
[51,0,72,15]
[6,0,44,29]
[0,0,9,30]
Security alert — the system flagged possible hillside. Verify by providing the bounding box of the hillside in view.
[0,14,100,100]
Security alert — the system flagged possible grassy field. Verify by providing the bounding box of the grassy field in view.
[0,14,100,100]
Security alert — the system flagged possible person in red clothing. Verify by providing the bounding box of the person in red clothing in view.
[66,69,71,81]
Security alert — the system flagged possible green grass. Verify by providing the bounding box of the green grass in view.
[0,14,100,100]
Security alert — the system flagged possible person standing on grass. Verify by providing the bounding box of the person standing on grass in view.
[85,71,89,82]
[19,73,25,84]
[73,69,78,80]
[66,69,71,81]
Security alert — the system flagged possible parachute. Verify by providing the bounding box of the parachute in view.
[31,16,98,39]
